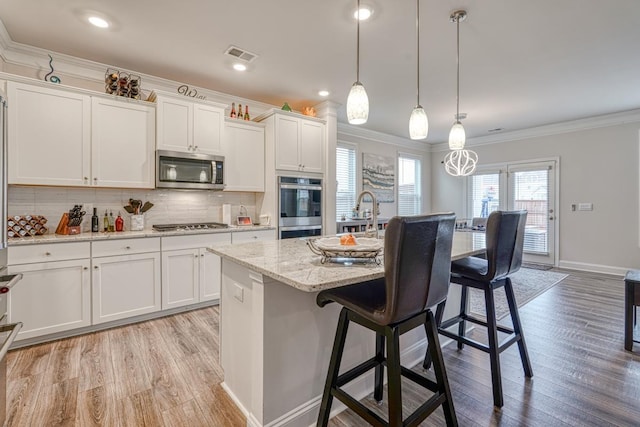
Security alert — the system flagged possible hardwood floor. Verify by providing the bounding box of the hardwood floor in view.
[5,306,245,427]
[5,269,640,426]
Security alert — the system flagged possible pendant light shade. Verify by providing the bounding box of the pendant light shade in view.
[444,149,478,176]
[408,0,428,140]
[347,0,368,125]
[445,10,477,177]
[409,105,428,140]
[347,82,369,125]
[448,121,466,149]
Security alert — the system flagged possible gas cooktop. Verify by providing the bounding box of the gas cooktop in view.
[152,222,229,232]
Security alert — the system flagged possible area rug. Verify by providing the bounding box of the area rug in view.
[468,268,569,320]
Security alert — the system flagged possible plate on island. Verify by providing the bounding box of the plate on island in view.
[313,237,383,252]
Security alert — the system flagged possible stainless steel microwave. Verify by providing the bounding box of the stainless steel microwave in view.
[156,150,224,190]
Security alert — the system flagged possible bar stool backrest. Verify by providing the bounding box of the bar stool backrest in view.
[383,213,456,325]
[485,210,528,281]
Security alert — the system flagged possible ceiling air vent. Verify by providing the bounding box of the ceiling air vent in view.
[224,46,258,63]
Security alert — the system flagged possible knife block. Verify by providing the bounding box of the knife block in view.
[55,213,81,235]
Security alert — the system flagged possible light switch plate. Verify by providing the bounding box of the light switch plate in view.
[233,283,244,302]
[578,203,593,211]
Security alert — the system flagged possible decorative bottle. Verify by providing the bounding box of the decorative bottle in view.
[115,212,124,232]
[244,105,250,121]
[237,104,243,119]
[230,102,236,118]
[108,211,115,232]
[91,208,99,232]
[103,210,109,232]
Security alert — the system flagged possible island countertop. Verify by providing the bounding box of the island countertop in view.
[208,232,485,292]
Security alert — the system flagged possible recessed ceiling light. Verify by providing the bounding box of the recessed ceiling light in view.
[233,63,247,71]
[88,16,109,28]
[354,6,372,21]
[318,90,330,97]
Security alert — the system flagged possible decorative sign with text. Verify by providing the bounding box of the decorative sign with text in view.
[177,84,206,100]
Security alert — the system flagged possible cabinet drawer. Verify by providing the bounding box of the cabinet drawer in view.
[9,242,90,265]
[92,237,160,257]
[162,233,231,251]
[231,229,276,243]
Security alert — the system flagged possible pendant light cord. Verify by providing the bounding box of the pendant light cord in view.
[356,0,361,83]
[416,0,420,106]
[455,15,460,121]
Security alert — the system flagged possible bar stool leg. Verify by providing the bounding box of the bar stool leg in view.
[504,278,533,377]
[458,286,469,350]
[484,287,503,408]
[423,301,446,370]
[374,333,385,402]
[385,325,403,425]
[317,308,350,427]
[625,280,634,351]
[425,310,458,426]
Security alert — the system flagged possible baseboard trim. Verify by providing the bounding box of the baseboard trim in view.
[558,260,627,277]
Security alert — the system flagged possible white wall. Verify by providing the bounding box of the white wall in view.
[431,115,640,274]
[336,124,432,226]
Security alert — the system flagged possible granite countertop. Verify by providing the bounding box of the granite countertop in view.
[209,238,384,292]
[208,232,486,293]
[8,225,276,246]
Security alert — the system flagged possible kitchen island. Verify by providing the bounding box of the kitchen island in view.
[209,233,485,427]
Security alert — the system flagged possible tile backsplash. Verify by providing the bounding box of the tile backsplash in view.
[8,186,258,233]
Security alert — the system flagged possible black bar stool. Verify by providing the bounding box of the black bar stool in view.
[624,270,640,351]
[424,210,533,408]
[316,213,458,427]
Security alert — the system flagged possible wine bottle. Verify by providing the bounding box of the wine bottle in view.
[230,102,236,118]
[103,211,109,232]
[108,211,115,232]
[91,208,99,232]
[244,105,250,121]
[237,103,244,119]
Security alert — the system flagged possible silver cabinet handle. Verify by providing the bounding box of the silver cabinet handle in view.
[84,177,88,181]
[94,266,99,269]
[200,254,204,257]
[194,254,199,258]
[125,246,131,250]
[45,252,51,256]
[83,267,88,270]
[193,145,198,151]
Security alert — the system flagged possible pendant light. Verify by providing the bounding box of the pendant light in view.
[409,0,428,140]
[444,9,477,176]
[347,0,369,125]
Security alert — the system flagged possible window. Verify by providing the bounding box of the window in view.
[398,154,421,215]
[336,144,356,220]
[470,173,501,219]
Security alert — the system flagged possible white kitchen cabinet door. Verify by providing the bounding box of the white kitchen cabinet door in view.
[91,98,155,188]
[223,120,265,191]
[8,259,91,340]
[193,103,224,155]
[274,115,301,172]
[7,81,91,186]
[156,96,192,152]
[200,248,221,302]
[299,120,324,174]
[161,248,199,310]
[92,252,161,324]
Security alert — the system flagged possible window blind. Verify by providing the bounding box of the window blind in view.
[398,156,421,215]
[511,170,549,254]
[470,174,500,219]
[336,145,356,220]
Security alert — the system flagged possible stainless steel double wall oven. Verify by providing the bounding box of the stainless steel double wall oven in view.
[278,176,322,239]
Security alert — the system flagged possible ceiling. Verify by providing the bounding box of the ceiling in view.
[1,0,639,143]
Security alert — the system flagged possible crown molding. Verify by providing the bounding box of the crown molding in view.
[337,122,432,152]
[431,109,640,152]
[0,19,276,114]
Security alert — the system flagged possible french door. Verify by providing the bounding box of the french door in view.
[468,160,557,265]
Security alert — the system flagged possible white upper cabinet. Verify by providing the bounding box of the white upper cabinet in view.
[257,109,326,174]
[91,97,155,188]
[8,81,91,186]
[156,94,225,155]
[223,119,265,192]
[7,80,155,188]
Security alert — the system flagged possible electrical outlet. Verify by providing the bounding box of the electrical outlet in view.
[578,203,593,211]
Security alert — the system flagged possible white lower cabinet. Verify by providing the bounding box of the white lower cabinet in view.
[92,252,161,324]
[8,258,91,340]
[161,233,229,310]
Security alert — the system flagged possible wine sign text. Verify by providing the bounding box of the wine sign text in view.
[177,85,206,100]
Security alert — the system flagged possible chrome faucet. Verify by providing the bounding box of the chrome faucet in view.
[355,190,379,239]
